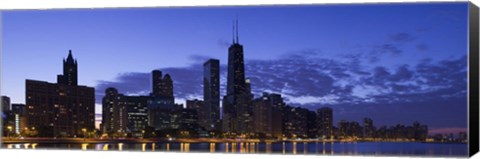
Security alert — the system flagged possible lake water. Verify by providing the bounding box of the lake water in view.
[2,141,468,157]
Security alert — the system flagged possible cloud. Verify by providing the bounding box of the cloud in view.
[217,39,231,48]
[416,43,429,51]
[374,44,403,55]
[95,50,466,106]
[94,48,467,129]
[389,32,416,43]
[95,72,150,103]
[188,55,213,64]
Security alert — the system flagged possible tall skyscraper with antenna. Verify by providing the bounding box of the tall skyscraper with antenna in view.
[222,18,254,137]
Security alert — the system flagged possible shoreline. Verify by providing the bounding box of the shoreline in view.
[0,138,467,144]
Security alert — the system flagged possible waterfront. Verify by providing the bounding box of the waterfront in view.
[1,141,467,157]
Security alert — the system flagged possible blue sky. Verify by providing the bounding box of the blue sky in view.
[1,2,469,133]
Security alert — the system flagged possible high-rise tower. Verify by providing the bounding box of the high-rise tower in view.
[151,70,173,98]
[317,107,333,139]
[203,59,221,131]
[226,20,246,96]
[222,19,254,137]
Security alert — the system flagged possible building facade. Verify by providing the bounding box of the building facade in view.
[186,99,207,130]
[222,22,254,137]
[363,118,374,139]
[11,104,27,135]
[2,96,11,112]
[317,107,333,139]
[25,51,95,137]
[283,106,308,138]
[101,87,150,137]
[151,70,173,98]
[203,59,221,132]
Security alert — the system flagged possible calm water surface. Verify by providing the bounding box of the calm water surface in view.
[2,142,467,157]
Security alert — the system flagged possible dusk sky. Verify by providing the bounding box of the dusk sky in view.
[1,2,469,134]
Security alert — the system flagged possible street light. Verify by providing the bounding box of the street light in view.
[82,128,87,140]
[7,126,13,138]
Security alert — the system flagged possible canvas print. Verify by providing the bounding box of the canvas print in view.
[0,2,473,157]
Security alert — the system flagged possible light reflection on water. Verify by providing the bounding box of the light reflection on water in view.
[2,141,467,157]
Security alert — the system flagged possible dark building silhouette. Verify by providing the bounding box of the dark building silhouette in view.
[2,96,12,136]
[2,96,11,112]
[57,50,78,86]
[338,120,362,139]
[413,121,428,141]
[186,99,206,130]
[11,103,27,134]
[307,110,318,139]
[317,107,333,139]
[160,74,174,98]
[252,93,284,139]
[2,111,14,137]
[121,95,149,137]
[283,105,308,138]
[101,87,149,137]
[147,96,179,130]
[151,70,163,96]
[101,88,125,134]
[245,78,251,95]
[25,50,95,137]
[3,102,27,136]
[253,95,273,138]
[172,108,201,138]
[363,118,375,139]
[269,94,284,139]
[11,104,26,116]
[148,70,178,131]
[203,59,221,131]
[151,70,173,98]
[226,28,247,96]
[222,20,254,137]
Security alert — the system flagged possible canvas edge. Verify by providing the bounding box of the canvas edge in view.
[468,1,480,157]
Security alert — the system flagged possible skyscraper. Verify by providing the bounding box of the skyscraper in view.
[307,110,318,138]
[160,74,174,98]
[101,87,149,137]
[203,59,221,131]
[222,19,254,137]
[252,93,284,139]
[186,99,206,130]
[151,70,163,97]
[317,107,333,139]
[122,95,149,137]
[226,39,246,95]
[101,88,126,135]
[26,50,95,137]
[283,106,308,138]
[11,104,26,134]
[363,118,374,140]
[269,93,284,139]
[253,94,273,137]
[151,70,174,98]
[172,108,201,138]
[148,70,178,131]
[2,96,11,112]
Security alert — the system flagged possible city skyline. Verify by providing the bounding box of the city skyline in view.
[1,3,469,134]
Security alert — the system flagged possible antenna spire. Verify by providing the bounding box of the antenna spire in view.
[235,15,239,44]
[232,20,235,44]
